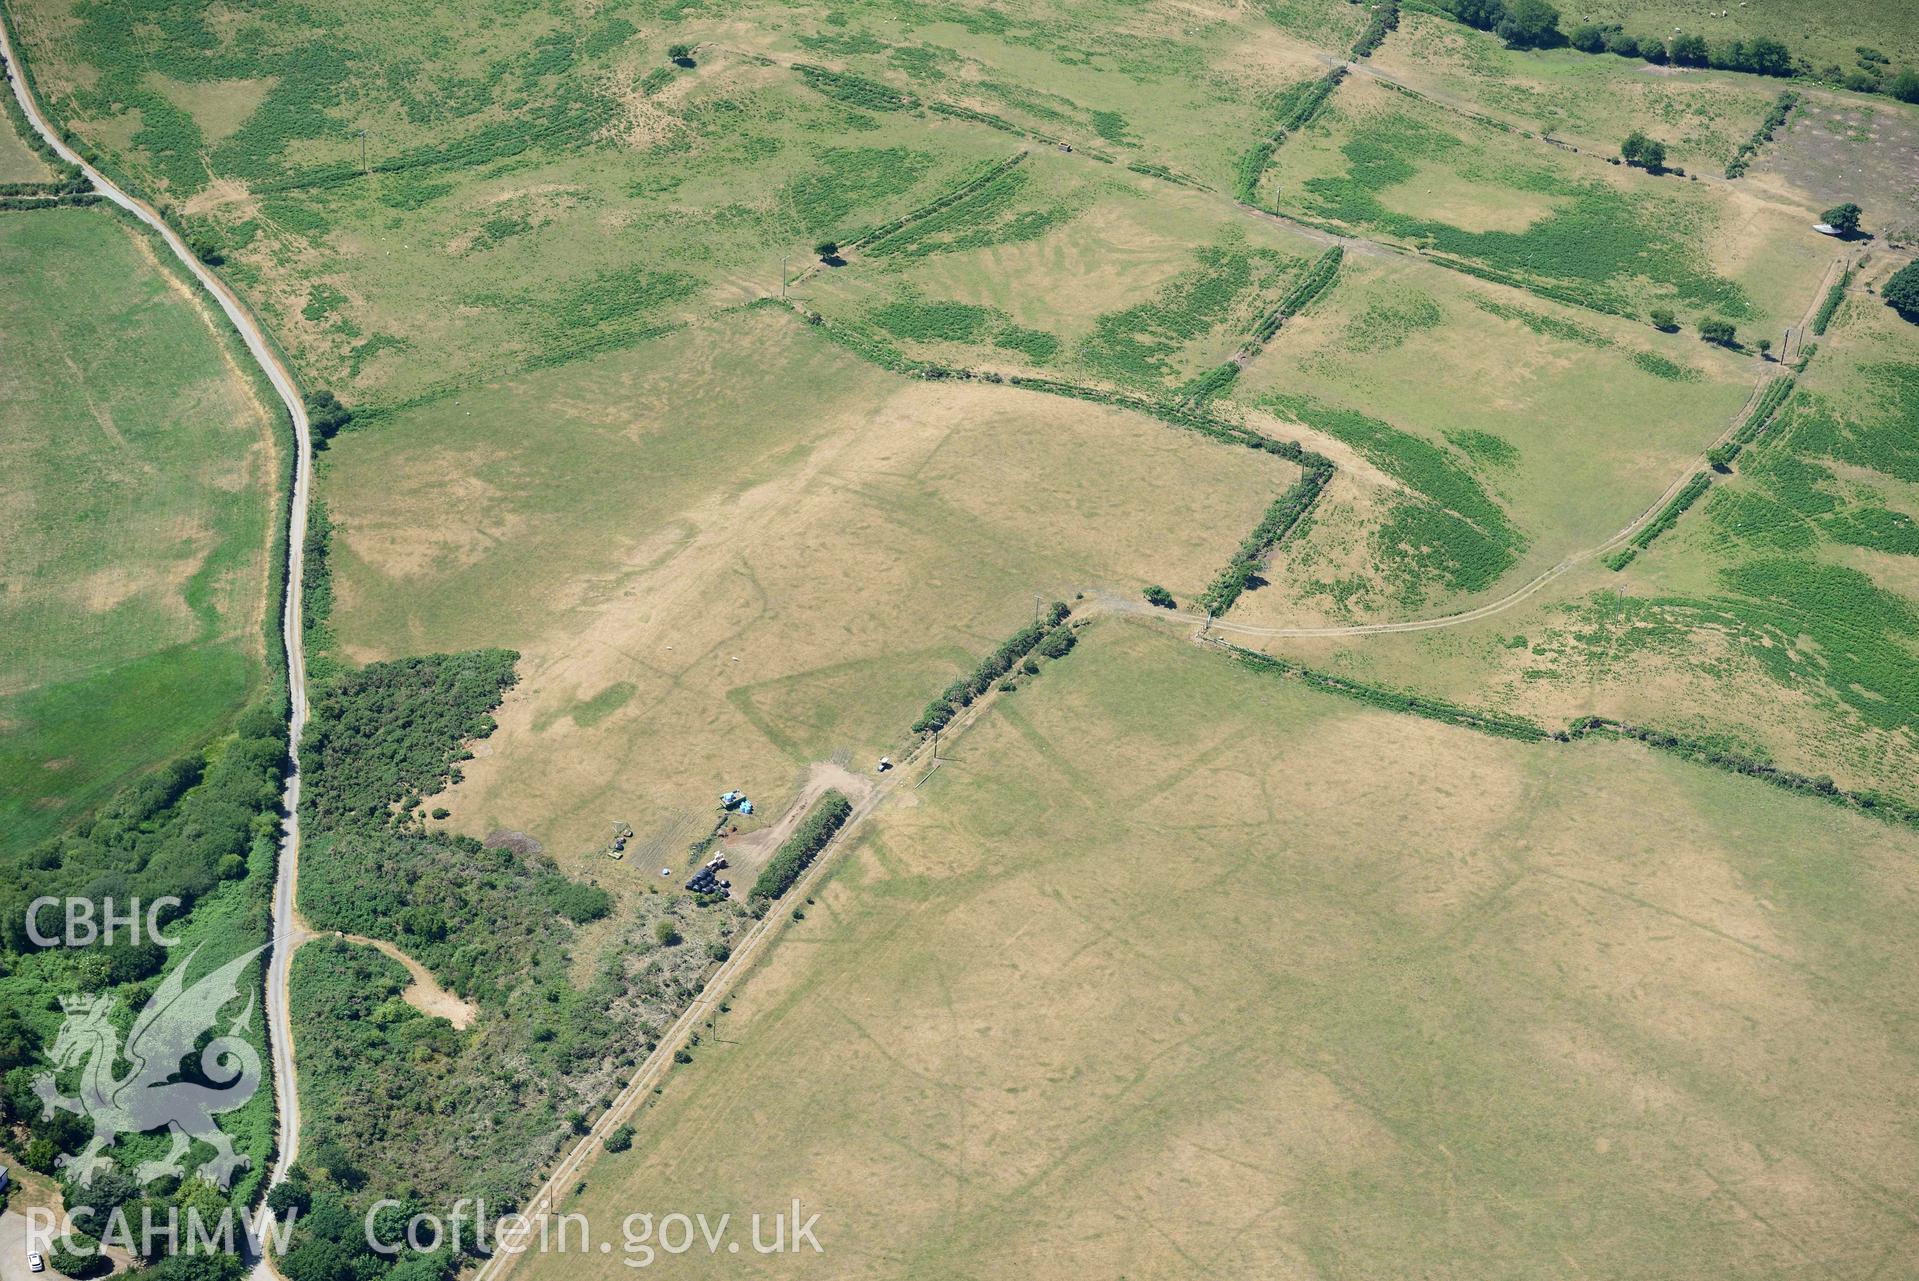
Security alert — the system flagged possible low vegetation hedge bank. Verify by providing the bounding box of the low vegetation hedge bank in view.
[1607,471,1712,569]
[751,791,853,900]
[1222,642,1551,741]
[1566,718,1919,828]
[1724,92,1798,179]
[914,602,1073,734]
[1199,464,1336,615]
[1350,0,1401,58]
[1234,71,1346,203]
[1811,269,1852,336]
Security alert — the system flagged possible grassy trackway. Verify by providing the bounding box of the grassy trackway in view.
[0,12,316,1268]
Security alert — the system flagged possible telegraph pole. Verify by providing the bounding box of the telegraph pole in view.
[780,253,788,299]
[358,129,369,175]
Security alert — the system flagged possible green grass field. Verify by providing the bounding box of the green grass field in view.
[1259,69,1832,337]
[1245,254,1919,808]
[526,619,1919,1281]
[0,206,280,862]
[1224,249,1752,616]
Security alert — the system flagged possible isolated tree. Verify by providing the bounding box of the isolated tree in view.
[605,1125,635,1152]
[1648,307,1677,331]
[666,42,694,65]
[1821,202,1862,235]
[1143,585,1177,609]
[1883,261,1919,321]
[305,388,352,438]
[1756,337,1773,359]
[1495,0,1560,49]
[1621,131,1666,171]
[1698,318,1737,346]
[188,232,224,265]
[814,239,840,262]
[654,919,682,946]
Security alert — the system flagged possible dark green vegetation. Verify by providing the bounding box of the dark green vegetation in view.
[284,638,743,1269]
[1287,104,1747,322]
[1885,262,1919,320]
[1812,266,1854,335]
[1445,0,1919,95]
[1235,71,1346,203]
[1200,462,1336,615]
[1265,391,1527,599]
[748,791,853,901]
[1078,238,1306,388]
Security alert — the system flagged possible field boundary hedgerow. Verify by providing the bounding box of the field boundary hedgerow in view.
[1812,266,1854,335]
[1724,91,1798,178]
[1235,70,1347,204]
[1211,638,1919,828]
[1603,470,1711,569]
[1180,246,1345,405]
[749,790,852,900]
[1705,373,1796,472]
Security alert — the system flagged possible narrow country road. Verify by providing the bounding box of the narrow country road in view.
[0,12,314,1268]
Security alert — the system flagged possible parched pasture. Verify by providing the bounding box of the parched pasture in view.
[320,307,1301,879]
[527,619,1919,1281]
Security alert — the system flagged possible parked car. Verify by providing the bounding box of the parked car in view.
[28,1250,46,1273]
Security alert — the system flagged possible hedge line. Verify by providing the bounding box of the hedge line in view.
[1724,91,1798,178]
[1223,643,1551,741]
[1219,646,1919,828]
[1811,268,1852,336]
[856,152,1026,252]
[1252,246,1344,344]
[1566,718,1919,828]
[925,102,1109,160]
[794,63,918,112]
[1234,70,1345,203]
[1127,161,1205,189]
[1199,463,1336,615]
[0,176,89,196]
[1350,0,1401,58]
[1607,471,1711,569]
[0,50,88,188]
[1706,374,1795,472]
[0,192,100,210]
[750,790,853,900]
[914,602,1072,734]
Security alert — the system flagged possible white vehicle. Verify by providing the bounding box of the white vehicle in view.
[28,1251,46,1273]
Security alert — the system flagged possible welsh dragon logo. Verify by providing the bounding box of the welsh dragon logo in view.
[33,944,265,1188]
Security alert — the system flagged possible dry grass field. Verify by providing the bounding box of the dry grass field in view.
[322,306,1299,874]
[7,0,1918,1274]
[525,619,1919,1280]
